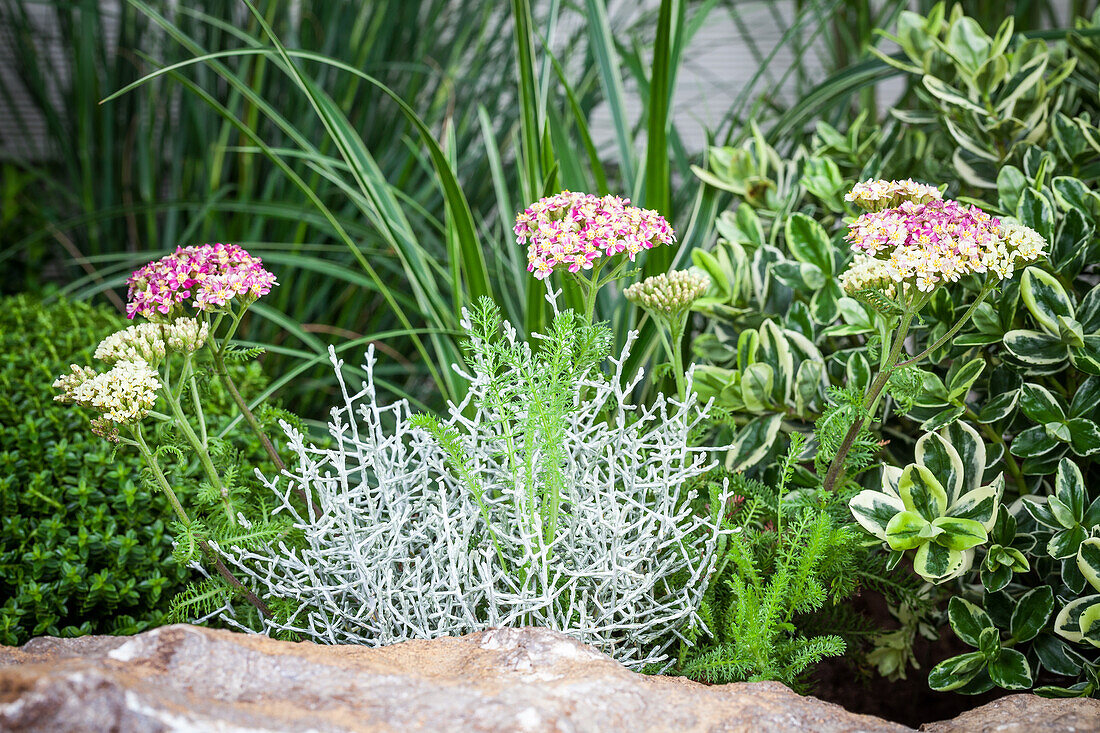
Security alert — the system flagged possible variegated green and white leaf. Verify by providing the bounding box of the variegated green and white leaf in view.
[727,413,784,473]
[1021,266,1075,335]
[914,541,969,583]
[1054,595,1100,644]
[949,476,1003,532]
[757,320,793,399]
[941,421,986,493]
[886,510,935,550]
[931,516,989,551]
[949,596,996,647]
[947,358,985,403]
[988,647,1034,689]
[1019,384,1066,424]
[1077,537,1100,593]
[1022,496,1059,529]
[1049,525,1088,560]
[1055,458,1087,518]
[850,490,905,542]
[1010,425,1061,458]
[1003,329,1069,371]
[916,432,964,504]
[1069,336,1100,376]
[1010,586,1055,643]
[740,362,774,413]
[793,360,824,417]
[899,464,949,521]
[880,465,903,499]
[1067,418,1100,457]
[1079,604,1100,647]
[928,651,987,692]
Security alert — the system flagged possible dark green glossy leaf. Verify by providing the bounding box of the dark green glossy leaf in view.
[1019,384,1066,424]
[988,647,1033,690]
[1033,634,1084,676]
[1067,418,1100,457]
[1070,377,1100,420]
[929,651,987,691]
[1011,425,1060,458]
[980,562,1012,593]
[1048,525,1088,560]
[1002,330,1068,371]
[1010,586,1054,643]
[921,405,965,432]
[978,390,1019,423]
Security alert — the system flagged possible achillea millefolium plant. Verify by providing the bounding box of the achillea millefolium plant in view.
[51,244,305,629]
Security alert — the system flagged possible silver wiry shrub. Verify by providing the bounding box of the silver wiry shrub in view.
[215,301,730,669]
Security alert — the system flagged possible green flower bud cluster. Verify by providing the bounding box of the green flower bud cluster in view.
[624,269,710,318]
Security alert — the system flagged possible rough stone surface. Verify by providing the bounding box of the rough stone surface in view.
[0,624,1094,732]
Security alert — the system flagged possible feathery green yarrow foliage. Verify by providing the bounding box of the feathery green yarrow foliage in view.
[674,437,858,688]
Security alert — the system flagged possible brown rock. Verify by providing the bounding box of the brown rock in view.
[0,624,1093,732]
[923,693,1100,733]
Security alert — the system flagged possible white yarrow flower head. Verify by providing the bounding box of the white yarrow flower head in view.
[165,318,210,354]
[990,220,1046,279]
[94,318,210,365]
[624,269,710,318]
[94,323,168,364]
[839,255,897,299]
[53,359,161,438]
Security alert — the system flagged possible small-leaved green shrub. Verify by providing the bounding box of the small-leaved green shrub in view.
[0,296,186,644]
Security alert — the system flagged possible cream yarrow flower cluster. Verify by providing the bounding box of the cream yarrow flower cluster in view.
[94,324,166,365]
[94,318,210,365]
[839,255,897,299]
[845,179,942,212]
[514,191,675,279]
[53,360,161,440]
[624,270,710,317]
[991,220,1047,279]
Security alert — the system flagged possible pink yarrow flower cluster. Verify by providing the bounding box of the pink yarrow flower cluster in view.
[845,197,1023,293]
[514,191,675,280]
[126,243,277,319]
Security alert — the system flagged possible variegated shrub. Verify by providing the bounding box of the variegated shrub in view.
[850,423,1002,582]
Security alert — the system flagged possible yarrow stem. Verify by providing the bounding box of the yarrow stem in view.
[896,286,993,369]
[129,426,192,527]
[131,430,272,619]
[822,312,912,494]
[160,364,236,526]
